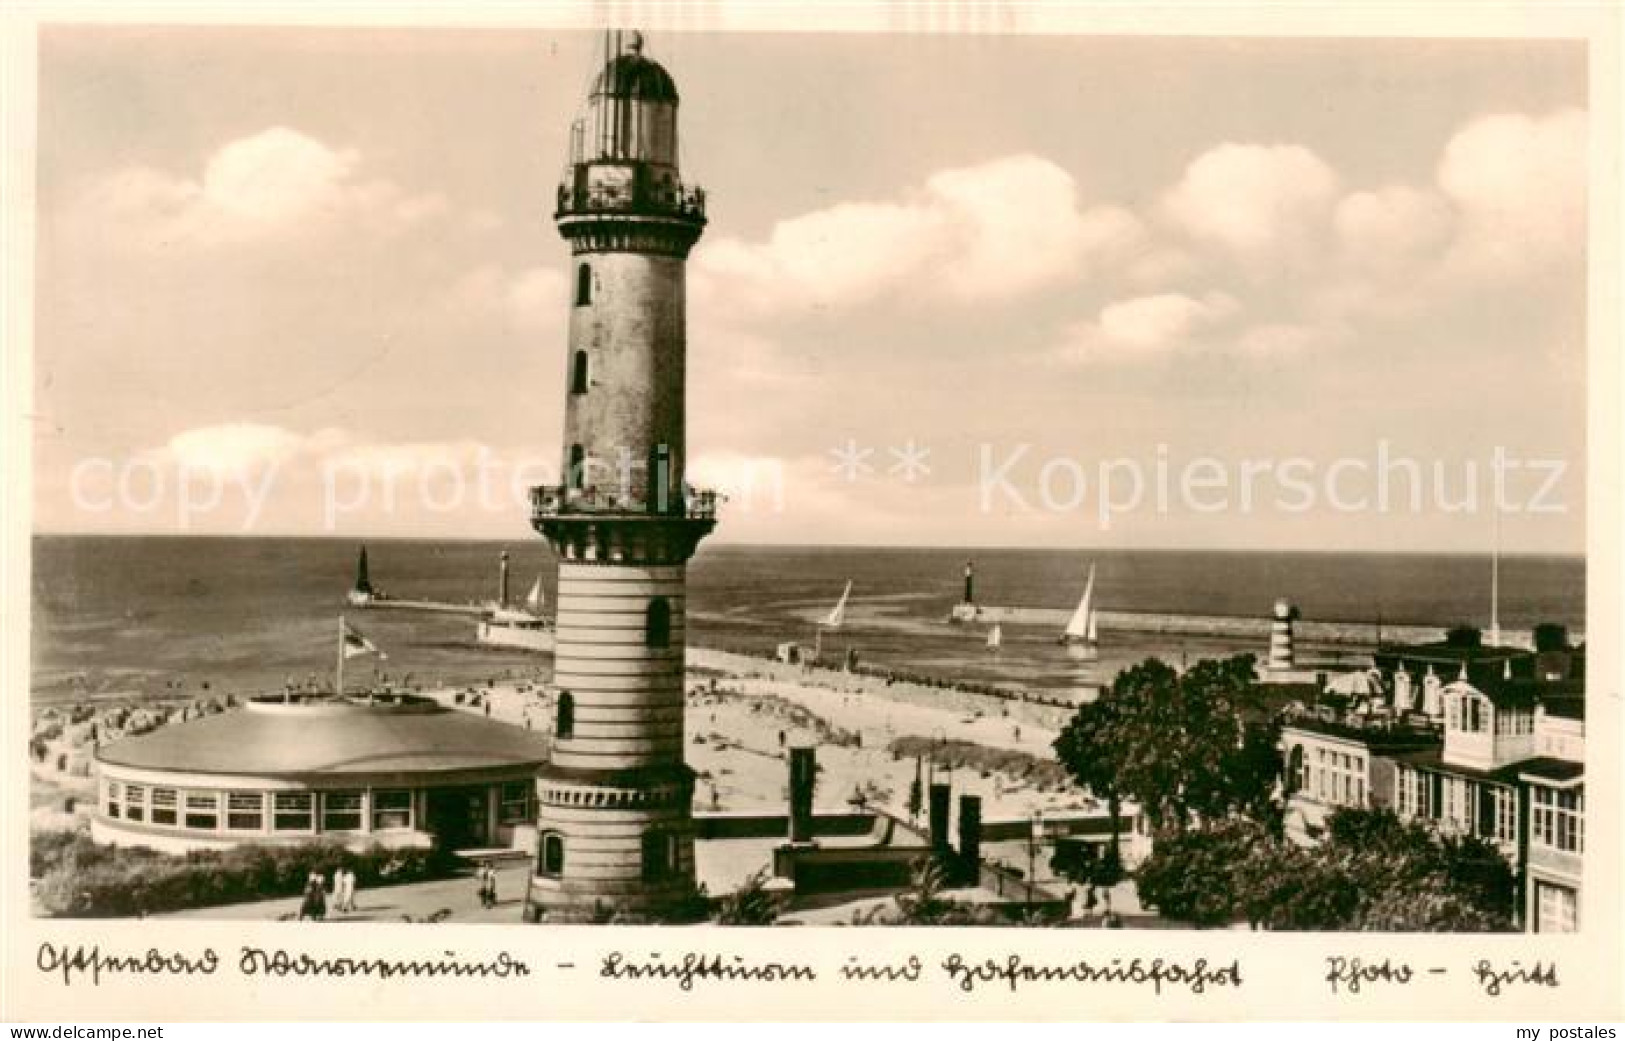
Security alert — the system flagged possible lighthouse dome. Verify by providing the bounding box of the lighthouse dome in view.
[592,47,679,103]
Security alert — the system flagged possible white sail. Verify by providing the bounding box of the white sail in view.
[524,576,545,615]
[1086,609,1098,642]
[988,624,1003,650]
[1064,564,1096,639]
[822,580,853,628]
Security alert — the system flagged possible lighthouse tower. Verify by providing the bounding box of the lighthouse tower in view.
[526,31,716,920]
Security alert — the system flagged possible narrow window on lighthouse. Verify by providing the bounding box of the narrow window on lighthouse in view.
[571,350,590,395]
[568,444,586,491]
[555,691,575,739]
[641,829,677,881]
[540,832,565,878]
[645,597,671,649]
[575,263,592,306]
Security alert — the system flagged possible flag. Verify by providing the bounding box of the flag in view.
[342,619,385,660]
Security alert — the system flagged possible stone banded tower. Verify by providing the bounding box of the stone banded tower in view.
[526,31,716,920]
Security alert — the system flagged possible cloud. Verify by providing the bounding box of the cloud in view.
[1161,143,1340,266]
[1092,291,1241,350]
[692,154,1145,316]
[146,422,315,478]
[82,126,446,248]
[1333,185,1454,273]
[1436,108,1586,280]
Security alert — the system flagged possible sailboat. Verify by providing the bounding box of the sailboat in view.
[987,623,1003,653]
[477,573,554,652]
[1058,563,1100,660]
[813,580,853,661]
[822,580,853,628]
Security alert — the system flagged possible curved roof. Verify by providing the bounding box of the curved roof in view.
[96,695,550,779]
[593,53,679,102]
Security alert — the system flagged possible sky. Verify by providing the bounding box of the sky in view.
[30,27,1589,552]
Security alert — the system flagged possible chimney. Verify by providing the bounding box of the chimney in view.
[788,745,816,844]
[957,794,982,885]
[498,551,511,607]
[928,782,952,852]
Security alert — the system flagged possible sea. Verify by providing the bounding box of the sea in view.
[30,536,1586,705]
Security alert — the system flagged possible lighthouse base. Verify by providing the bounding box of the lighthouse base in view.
[525,764,704,923]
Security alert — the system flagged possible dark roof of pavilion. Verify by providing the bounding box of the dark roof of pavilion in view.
[95,694,550,779]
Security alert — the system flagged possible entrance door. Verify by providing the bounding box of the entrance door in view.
[425,787,489,850]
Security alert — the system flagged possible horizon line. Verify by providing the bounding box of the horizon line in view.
[28,529,1589,560]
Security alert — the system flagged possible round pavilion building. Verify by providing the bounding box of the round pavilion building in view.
[91,694,550,855]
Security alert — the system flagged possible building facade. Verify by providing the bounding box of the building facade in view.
[1280,710,1439,844]
[1385,675,1585,932]
[525,32,717,921]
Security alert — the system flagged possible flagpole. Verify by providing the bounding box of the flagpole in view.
[336,615,346,699]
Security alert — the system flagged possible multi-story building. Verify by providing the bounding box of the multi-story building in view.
[1387,673,1584,931]
[1280,706,1439,844]
[1281,632,1586,932]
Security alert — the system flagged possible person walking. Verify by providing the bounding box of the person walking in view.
[298,872,327,922]
[477,857,497,909]
[333,867,355,913]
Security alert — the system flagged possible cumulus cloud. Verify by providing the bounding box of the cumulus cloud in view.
[1333,185,1454,273]
[692,154,1146,316]
[1437,108,1586,279]
[1092,291,1241,350]
[1161,143,1341,266]
[148,422,314,478]
[82,126,447,248]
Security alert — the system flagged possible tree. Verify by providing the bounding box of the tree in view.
[713,869,780,926]
[1132,807,1517,931]
[1054,655,1281,836]
[1050,838,1125,914]
[906,757,923,821]
[1132,818,1263,927]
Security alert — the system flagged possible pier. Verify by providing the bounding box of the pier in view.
[350,598,486,617]
[965,607,1568,650]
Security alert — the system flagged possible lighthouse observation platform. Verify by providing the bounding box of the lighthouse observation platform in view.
[529,484,720,521]
[556,181,706,221]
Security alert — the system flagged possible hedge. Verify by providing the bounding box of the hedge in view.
[32,832,459,918]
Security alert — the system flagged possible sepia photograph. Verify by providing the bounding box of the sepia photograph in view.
[4,2,1620,1025]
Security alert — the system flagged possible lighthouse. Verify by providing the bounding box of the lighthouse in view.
[525,31,716,921]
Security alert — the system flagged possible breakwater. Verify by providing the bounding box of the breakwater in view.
[962,607,1571,650]
[352,598,486,617]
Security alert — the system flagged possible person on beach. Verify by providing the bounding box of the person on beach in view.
[476,862,496,909]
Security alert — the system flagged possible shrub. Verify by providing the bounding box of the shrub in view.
[34,838,459,918]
